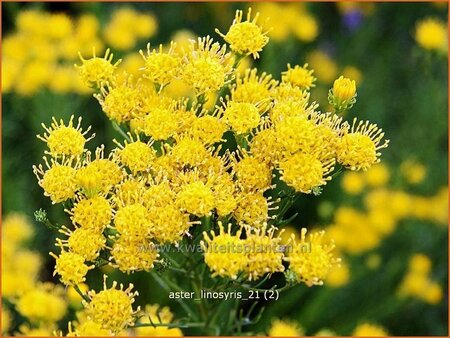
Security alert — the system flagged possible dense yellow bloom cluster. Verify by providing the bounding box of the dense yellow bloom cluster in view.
[3,8,157,95]
[398,254,443,304]
[28,7,394,335]
[415,17,448,52]
[134,304,183,336]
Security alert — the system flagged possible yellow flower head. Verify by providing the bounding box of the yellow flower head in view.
[415,18,447,51]
[268,319,304,337]
[201,222,247,279]
[114,203,152,238]
[181,36,233,93]
[76,146,124,196]
[16,283,67,323]
[2,213,34,244]
[341,171,365,195]
[292,13,319,42]
[140,42,180,86]
[95,79,141,123]
[250,127,282,165]
[400,160,427,185]
[176,181,215,217]
[70,195,112,232]
[37,115,94,157]
[307,50,338,84]
[274,116,317,154]
[233,191,270,226]
[285,228,339,286]
[231,68,278,111]
[170,137,210,167]
[110,236,158,273]
[353,323,388,336]
[279,153,334,193]
[216,8,269,59]
[244,226,285,281]
[188,114,227,145]
[76,48,121,87]
[67,319,112,336]
[282,63,316,90]
[51,241,94,285]
[142,107,179,140]
[85,276,139,333]
[332,75,357,102]
[233,152,272,191]
[365,163,390,187]
[114,134,156,173]
[33,156,79,203]
[337,118,389,171]
[60,226,106,261]
[409,253,432,275]
[148,205,192,243]
[222,101,261,134]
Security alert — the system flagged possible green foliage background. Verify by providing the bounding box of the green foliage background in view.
[2,2,448,336]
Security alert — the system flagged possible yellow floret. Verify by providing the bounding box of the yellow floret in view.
[71,196,112,232]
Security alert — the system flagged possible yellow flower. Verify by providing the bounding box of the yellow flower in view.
[400,160,427,184]
[170,137,210,167]
[114,203,152,238]
[67,319,112,336]
[37,115,94,157]
[274,116,316,154]
[326,260,350,287]
[71,195,112,232]
[231,68,278,111]
[341,171,365,195]
[140,42,180,86]
[291,13,319,42]
[142,107,179,140]
[95,79,141,123]
[188,114,227,145]
[16,283,67,323]
[307,50,338,84]
[233,154,272,191]
[85,276,139,333]
[249,127,282,165]
[285,228,339,286]
[76,48,121,87]
[176,181,215,217]
[110,236,158,273]
[331,75,357,105]
[201,222,247,279]
[233,191,269,226]
[33,156,79,203]
[244,226,284,281]
[216,8,269,59]
[76,147,124,196]
[1,307,11,334]
[279,153,334,193]
[268,319,304,336]
[415,18,447,51]
[409,253,432,275]
[281,63,316,90]
[51,245,94,285]
[222,101,261,134]
[353,323,388,336]
[365,163,390,187]
[2,213,34,244]
[181,36,233,93]
[337,118,389,171]
[63,227,106,261]
[115,136,156,173]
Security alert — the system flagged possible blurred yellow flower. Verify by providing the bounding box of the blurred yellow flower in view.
[268,319,304,336]
[415,17,447,52]
[353,323,388,336]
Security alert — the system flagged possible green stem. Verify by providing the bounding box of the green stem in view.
[73,284,90,303]
[112,121,131,142]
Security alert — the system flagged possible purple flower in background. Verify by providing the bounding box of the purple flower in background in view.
[342,9,364,32]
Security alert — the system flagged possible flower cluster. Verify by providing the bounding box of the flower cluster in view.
[32,7,391,335]
[3,8,157,95]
